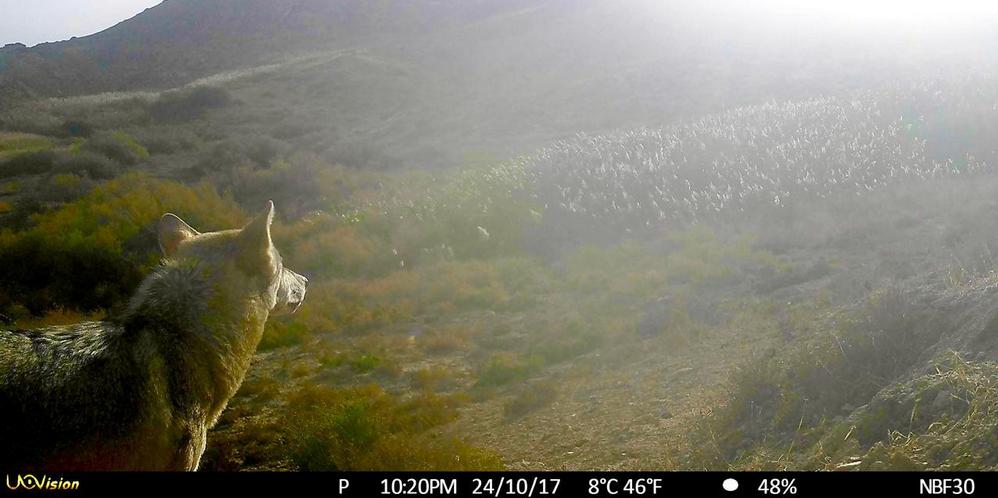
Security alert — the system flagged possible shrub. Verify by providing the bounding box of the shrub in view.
[417,261,510,311]
[504,380,558,419]
[149,85,233,122]
[348,353,382,373]
[286,221,386,278]
[411,366,457,392]
[0,173,243,315]
[270,122,312,140]
[0,150,58,178]
[130,127,200,154]
[419,325,471,355]
[81,131,150,165]
[0,112,62,136]
[54,152,121,179]
[285,385,502,470]
[0,134,53,155]
[527,320,602,365]
[187,135,288,184]
[322,140,384,170]
[475,353,537,389]
[34,174,95,204]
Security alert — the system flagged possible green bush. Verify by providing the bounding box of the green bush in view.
[81,131,150,165]
[0,150,58,178]
[54,152,121,179]
[149,86,233,122]
[131,127,201,154]
[286,385,503,471]
[0,173,243,315]
[349,354,382,373]
[33,174,95,204]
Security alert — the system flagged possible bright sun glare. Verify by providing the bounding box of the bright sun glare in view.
[761,0,998,29]
[683,0,998,34]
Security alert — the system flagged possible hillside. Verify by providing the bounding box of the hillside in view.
[0,0,540,101]
[5,0,994,168]
[5,72,998,470]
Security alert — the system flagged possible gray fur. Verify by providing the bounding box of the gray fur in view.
[0,202,306,470]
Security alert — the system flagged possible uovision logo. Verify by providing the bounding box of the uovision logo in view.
[5,474,80,491]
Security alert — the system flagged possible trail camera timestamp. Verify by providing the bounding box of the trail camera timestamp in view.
[378,477,562,497]
[472,477,562,497]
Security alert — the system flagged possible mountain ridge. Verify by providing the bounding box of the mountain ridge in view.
[0,0,549,103]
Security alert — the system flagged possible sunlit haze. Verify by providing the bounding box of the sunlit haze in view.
[777,0,991,30]
[650,0,998,35]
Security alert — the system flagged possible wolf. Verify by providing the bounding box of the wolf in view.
[0,201,307,471]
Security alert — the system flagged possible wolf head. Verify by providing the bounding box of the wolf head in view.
[156,200,308,316]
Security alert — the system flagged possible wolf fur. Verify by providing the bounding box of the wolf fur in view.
[0,201,307,471]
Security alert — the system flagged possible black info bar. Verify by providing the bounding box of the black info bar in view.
[0,471,985,498]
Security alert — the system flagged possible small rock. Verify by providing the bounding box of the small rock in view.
[660,408,674,419]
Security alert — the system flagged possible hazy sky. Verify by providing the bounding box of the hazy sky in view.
[2,0,996,48]
[0,0,161,47]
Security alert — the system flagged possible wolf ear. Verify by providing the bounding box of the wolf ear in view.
[158,213,200,256]
[238,200,277,277]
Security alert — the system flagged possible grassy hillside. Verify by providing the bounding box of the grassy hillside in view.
[6,0,991,168]
[0,0,540,101]
[4,65,998,469]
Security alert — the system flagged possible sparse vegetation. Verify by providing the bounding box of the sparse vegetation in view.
[476,353,539,389]
[283,385,503,470]
[684,282,998,470]
[504,380,559,420]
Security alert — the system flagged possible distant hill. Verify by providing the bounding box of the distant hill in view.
[2,0,995,166]
[0,0,541,102]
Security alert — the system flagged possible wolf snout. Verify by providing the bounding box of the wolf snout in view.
[288,273,308,313]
